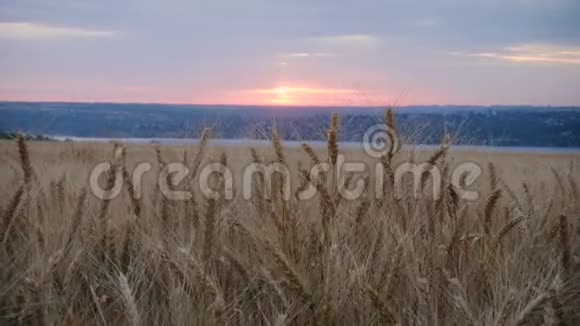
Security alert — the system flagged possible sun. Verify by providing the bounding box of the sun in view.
[273,86,290,96]
[249,85,361,105]
[271,86,296,104]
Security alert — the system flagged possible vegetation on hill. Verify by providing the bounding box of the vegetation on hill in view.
[0,131,52,141]
[1,102,580,147]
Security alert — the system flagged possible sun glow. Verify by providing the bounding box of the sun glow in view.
[252,85,359,105]
[271,86,295,104]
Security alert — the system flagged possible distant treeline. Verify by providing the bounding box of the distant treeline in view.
[0,131,52,141]
[1,102,580,147]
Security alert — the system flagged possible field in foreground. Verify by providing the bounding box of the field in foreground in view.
[1,114,579,325]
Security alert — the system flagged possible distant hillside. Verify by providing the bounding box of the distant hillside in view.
[0,131,52,141]
[1,101,580,147]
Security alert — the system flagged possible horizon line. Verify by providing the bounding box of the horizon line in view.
[1,99,580,109]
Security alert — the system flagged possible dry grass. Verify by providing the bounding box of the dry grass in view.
[0,111,579,325]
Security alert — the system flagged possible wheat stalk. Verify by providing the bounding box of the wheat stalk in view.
[522,182,534,218]
[118,273,140,326]
[63,189,87,255]
[203,198,217,266]
[354,199,371,226]
[551,167,566,197]
[513,292,549,326]
[544,285,565,326]
[495,291,517,325]
[55,174,66,214]
[294,165,312,200]
[181,251,220,298]
[448,277,476,326]
[122,165,142,218]
[366,284,396,325]
[385,108,399,156]
[491,215,525,254]
[428,135,450,167]
[96,144,122,262]
[1,186,25,246]
[420,134,450,191]
[558,214,570,280]
[154,145,166,168]
[267,242,311,302]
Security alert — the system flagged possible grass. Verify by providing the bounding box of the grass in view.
[0,111,579,325]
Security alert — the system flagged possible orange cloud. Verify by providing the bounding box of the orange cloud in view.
[309,34,381,47]
[454,44,580,65]
[0,82,448,106]
[0,22,119,40]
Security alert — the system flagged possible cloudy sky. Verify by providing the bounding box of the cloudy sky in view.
[1,0,579,106]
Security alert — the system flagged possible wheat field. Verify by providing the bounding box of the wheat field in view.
[1,111,579,325]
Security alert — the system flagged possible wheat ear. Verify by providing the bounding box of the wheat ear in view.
[118,273,140,326]
[301,143,321,165]
[488,162,497,191]
[272,129,286,164]
[483,188,502,236]
[327,112,339,166]
[191,127,211,177]
[490,215,525,254]
[16,133,34,186]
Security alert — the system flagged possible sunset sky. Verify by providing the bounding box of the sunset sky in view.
[1,0,579,106]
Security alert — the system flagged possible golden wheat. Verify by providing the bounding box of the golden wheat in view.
[0,116,578,325]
